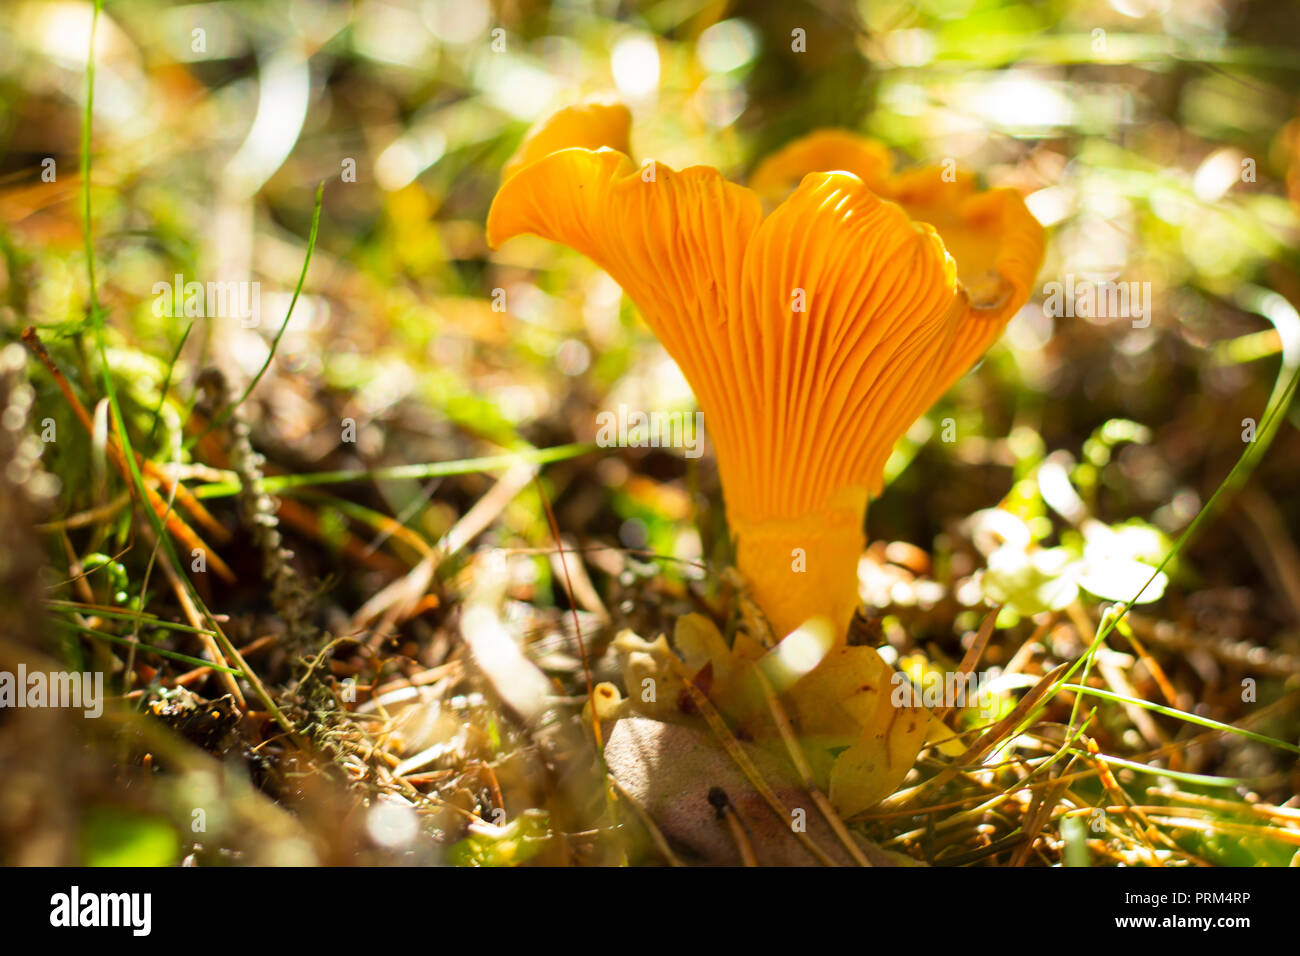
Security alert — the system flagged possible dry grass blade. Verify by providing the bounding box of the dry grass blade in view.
[1008,771,1073,867]
[1080,735,1165,862]
[607,776,685,867]
[150,524,245,706]
[352,461,536,639]
[883,661,1073,812]
[933,607,998,723]
[750,662,871,866]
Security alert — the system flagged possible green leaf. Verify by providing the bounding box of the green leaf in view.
[1076,557,1168,605]
[980,545,1078,615]
[446,812,550,867]
[81,808,180,867]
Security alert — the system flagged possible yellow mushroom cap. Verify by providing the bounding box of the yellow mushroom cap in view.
[749,128,894,199]
[500,99,633,181]
[488,108,1045,641]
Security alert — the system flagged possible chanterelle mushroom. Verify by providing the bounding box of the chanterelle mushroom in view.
[488,102,1044,643]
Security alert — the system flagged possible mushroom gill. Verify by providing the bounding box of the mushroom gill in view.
[488,103,1045,643]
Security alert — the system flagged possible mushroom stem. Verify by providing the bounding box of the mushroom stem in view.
[729,486,867,641]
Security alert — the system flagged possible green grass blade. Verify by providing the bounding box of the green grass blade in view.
[1063,683,1300,756]
[49,619,243,675]
[189,442,596,499]
[1058,356,1300,710]
[190,181,325,446]
[76,2,291,731]
[45,600,218,638]
[144,319,192,449]
[1066,749,1253,789]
